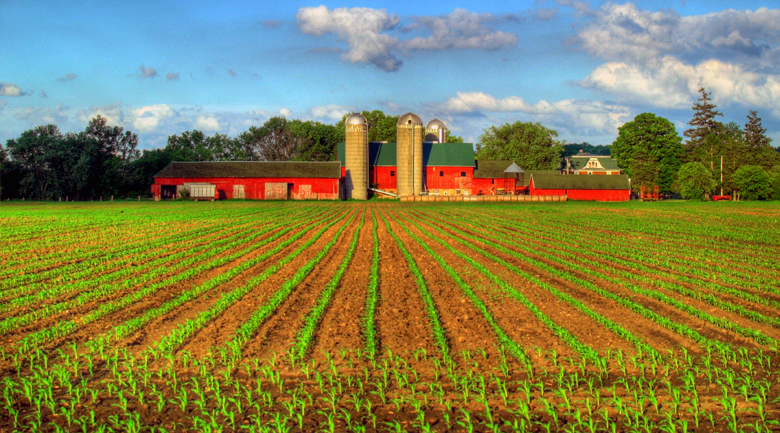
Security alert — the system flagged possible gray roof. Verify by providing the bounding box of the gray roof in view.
[154,161,342,179]
[531,173,630,190]
[504,162,524,173]
[473,160,515,178]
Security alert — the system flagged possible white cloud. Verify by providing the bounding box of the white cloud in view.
[193,114,220,132]
[308,105,354,122]
[13,103,70,125]
[403,9,517,51]
[138,65,158,79]
[77,103,125,126]
[296,6,518,72]
[580,56,780,115]
[279,108,292,117]
[297,5,402,71]
[573,4,780,66]
[0,82,28,97]
[438,91,630,135]
[129,104,174,132]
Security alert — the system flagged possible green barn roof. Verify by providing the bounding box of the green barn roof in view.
[531,173,630,190]
[337,142,475,167]
[154,161,342,179]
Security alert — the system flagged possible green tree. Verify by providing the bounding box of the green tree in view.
[236,117,309,161]
[769,166,780,200]
[676,162,716,200]
[611,113,683,194]
[446,133,464,143]
[684,87,723,167]
[744,110,778,169]
[733,165,772,200]
[475,121,563,170]
[288,120,343,161]
[5,124,63,199]
[335,110,399,143]
[562,142,611,157]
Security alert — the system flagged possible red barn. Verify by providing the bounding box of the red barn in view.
[472,160,525,195]
[152,161,341,200]
[529,173,630,201]
[337,141,475,196]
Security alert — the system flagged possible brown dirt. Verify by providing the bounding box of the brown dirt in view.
[236,209,363,364]
[308,206,374,359]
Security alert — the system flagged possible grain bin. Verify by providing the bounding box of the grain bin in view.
[396,113,424,196]
[344,113,369,200]
[425,119,448,143]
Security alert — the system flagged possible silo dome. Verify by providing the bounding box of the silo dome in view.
[426,119,447,130]
[397,113,423,126]
[346,113,367,126]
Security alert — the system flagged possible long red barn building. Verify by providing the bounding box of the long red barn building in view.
[152,161,341,200]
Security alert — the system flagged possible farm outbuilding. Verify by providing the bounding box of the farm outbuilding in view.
[528,173,631,201]
[152,161,341,200]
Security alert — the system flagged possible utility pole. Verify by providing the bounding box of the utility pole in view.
[720,155,724,196]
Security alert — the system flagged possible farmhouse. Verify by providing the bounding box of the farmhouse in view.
[564,150,623,175]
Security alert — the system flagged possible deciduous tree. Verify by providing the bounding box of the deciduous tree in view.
[611,113,683,194]
[475,121,563,170]
[733,165,772,200]
[676,162,716,200]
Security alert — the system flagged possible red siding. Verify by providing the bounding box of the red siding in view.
[567,189,629,201]
[369,167,397,191]
[153,177,339,200]
[425,167,472,191]
[529,178,629,201]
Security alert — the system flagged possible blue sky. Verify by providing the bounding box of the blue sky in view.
[2,0,780,149]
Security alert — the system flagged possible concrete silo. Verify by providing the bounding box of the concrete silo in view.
[344,113,368,200]
[425,119,448,143]
[396,113,424,196]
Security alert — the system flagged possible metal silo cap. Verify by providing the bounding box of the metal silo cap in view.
[504,162,524,173]
[397,113,423,126]
[425,119,447,129]
[346,113,367,125]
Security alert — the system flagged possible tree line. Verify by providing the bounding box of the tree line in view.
[612,88,780,200]
[2,99,779,200]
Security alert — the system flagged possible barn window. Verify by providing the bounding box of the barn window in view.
[492,179,495,184]
[439,171,444,177]
[390,170,395,176]
[460,171,466,177]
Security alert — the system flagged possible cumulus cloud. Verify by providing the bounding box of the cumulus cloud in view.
[297,5,403,72]
[279,108,292,117]
[403,9,518,51]
[296,6,518,72]
[438,91,630,134]
[309,105,355,122]
[129,104,174,132]
[580,56,780,115]
[13,103,70,125]
[166,72,179,81]
[57,73,78,82]
[572,4,780,66]
[0,82,29,97]
[77,103,125,126]
[138,65,158,79]
[193,114,221,131]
